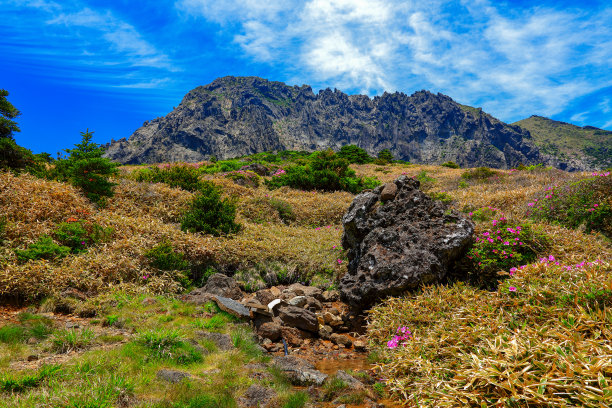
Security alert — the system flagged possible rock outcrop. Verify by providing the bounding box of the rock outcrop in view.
[339,176,474,310]
[104,76,543,169]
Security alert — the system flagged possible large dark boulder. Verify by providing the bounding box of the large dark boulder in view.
[339,176,474,310]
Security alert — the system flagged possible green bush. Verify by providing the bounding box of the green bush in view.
[0,138,45,174]
[224,170,260,188]
[441,161,460,169]
[337,145,372,164]
[135,164,203,192]
[465,219,549,287]
[51,130,118,205]
[377,149,394,164]
[269,197,295,224]
[145,241,190,271]
[527,174,611,237]
[461,167,497,180]
[201,159,244,174]
[53,220,113,253]
[428,191,453,204]
[265,149,380,193]
[181,182,241,236]
[14,236,71,262]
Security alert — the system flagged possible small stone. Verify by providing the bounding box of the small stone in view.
[197,332,234,350]
[255,289,276,306]
[267,299,283,314]
[269,287,281,297]
[278,306,319,333]
[335,370,365,389]
[213,295,250,319]
[272,356,328,385]
[380,182,398,201]
[353,340,367,352]
[65,321,80,329]
[319,325,333,340]
[156,369,191,383]
[257,322,282,341]
[280,326,304,347]
[238,384,277,408]
[322,290,340,302]
[288,296,307,307]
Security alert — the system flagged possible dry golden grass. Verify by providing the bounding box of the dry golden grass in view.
[363,166,611,407]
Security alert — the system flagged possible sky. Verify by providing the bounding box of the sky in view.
[2,0,611,155]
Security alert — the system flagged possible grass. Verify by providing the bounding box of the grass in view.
[0,156,610,407]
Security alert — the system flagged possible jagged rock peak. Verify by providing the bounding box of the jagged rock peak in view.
[104,76,545,168]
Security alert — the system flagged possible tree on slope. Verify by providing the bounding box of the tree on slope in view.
[0,89,21,140]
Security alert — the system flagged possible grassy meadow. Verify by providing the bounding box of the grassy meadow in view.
[0,153,610,407]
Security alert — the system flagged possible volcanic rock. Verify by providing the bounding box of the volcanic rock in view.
[238,384,277,408]
[278,305,319,333]
[156,369,191,383]
[272,356,328,385]
[339,176,474,310]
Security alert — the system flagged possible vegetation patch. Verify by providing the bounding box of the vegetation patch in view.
[527,173,611,237]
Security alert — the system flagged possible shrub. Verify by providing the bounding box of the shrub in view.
[461,167,497,180]
[201,159,244,175]
[224,170,260,188]
[53,220,113,253]
[0,138,32,170]
[465,219,549,287]
[415,170,435,190]
[337,145,372,164]
[377,149,394,164]
[441,161,460,169]
[269,198,295,224]
[527,174,611,237]
[51,130,118,205]
[428,191,453,204]
[145,241,190,271]
[265,149,381,193]
[180,182,241,236]
[14,236,71,262]
[135,164,203,192]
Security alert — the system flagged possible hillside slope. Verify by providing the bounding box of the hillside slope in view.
[513,115,612,170]
[104,76,543,169]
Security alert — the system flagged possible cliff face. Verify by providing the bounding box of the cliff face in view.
[104,76,543,168]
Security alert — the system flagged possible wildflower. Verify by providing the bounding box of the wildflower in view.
[509,267,517,275]
[509,286,517,292]
[81,241,86,245]
[527,202,535,207]
[337,259,342,264]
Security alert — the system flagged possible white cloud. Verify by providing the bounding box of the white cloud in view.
[47,7,174,70]
[176,0,612,123]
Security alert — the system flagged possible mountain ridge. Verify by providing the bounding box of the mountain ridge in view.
[512,115,611,170]
[105,76,564,169]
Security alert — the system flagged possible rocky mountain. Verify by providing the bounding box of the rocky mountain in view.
[513,115,611,170]
[105,76,544,168]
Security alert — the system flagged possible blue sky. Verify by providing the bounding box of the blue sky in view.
[2,0,611,155]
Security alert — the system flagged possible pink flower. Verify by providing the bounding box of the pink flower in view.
[337,259,343,264]
[509,286,517,292]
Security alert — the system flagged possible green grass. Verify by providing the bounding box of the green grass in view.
[51,328,95,353]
